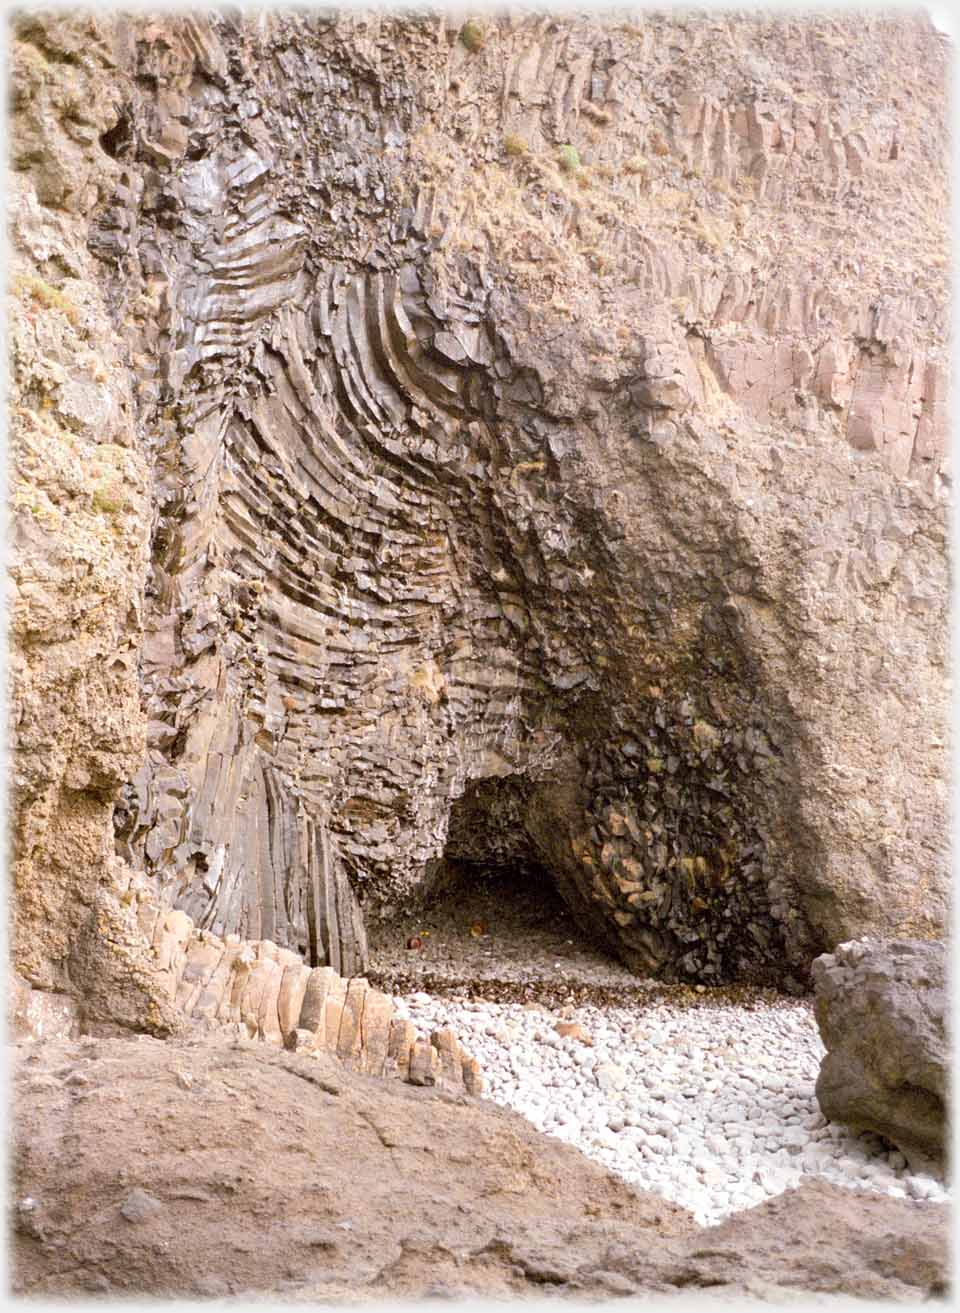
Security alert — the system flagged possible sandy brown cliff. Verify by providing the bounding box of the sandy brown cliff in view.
[8,10,949,1026]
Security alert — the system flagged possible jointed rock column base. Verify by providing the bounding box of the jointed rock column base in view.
[12,890,482,1099]
[156,904,482,1095]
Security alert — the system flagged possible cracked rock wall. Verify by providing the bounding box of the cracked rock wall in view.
[9,9,949,1006]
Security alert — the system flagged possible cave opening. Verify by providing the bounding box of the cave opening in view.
[365,776,633,998]
[363,717,803,996]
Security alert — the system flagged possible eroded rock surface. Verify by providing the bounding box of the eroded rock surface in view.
[9,10,950,1012]
[11,1035,950,1301]
[812,938,949,1176]
[9,15,155,1015]
[13,880,482,1096]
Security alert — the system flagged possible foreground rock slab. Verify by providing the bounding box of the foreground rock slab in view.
[12,1035,949,1302]
[812,938,948,1175]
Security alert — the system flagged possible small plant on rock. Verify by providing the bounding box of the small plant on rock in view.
[14,273,80,326]
[558,144,581,173]
[92,479,125,514]
[504,133,527,158]
[459,19,485,52]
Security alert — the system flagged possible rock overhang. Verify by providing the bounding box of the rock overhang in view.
[9,8,948,1005]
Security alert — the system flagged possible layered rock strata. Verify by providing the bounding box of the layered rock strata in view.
[9,11,950,1009]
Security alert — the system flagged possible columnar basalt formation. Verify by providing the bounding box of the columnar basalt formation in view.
[9,11,949,1014]
[144,895,483,1093]
[11,872,482,1095]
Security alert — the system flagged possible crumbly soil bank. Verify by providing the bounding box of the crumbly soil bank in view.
[12,1034,949,1303]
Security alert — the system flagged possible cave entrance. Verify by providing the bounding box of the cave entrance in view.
[365,777,635,1000]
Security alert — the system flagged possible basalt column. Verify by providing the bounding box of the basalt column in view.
[81,10,949,989]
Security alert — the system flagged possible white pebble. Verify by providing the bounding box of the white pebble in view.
[397,991,952,1228]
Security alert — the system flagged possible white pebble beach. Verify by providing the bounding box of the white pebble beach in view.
[394,992,950,1227]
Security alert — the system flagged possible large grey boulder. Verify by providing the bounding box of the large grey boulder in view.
[811,938,948,1176]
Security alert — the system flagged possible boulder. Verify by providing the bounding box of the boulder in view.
[811,938,948,1175]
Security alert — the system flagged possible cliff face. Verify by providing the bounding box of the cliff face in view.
[9,10,949,1011]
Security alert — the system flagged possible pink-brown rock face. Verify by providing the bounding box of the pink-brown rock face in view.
[11,1035,949,1302]
[9,10,949,1008]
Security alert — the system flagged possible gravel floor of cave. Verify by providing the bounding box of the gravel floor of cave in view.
[367,867,953,1227]
[365,865,798,1012]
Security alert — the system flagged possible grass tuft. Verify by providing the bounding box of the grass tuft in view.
[558,144,581,173]
[459,19,485,53]
[14,273,80,326]
[92,480,125,514]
